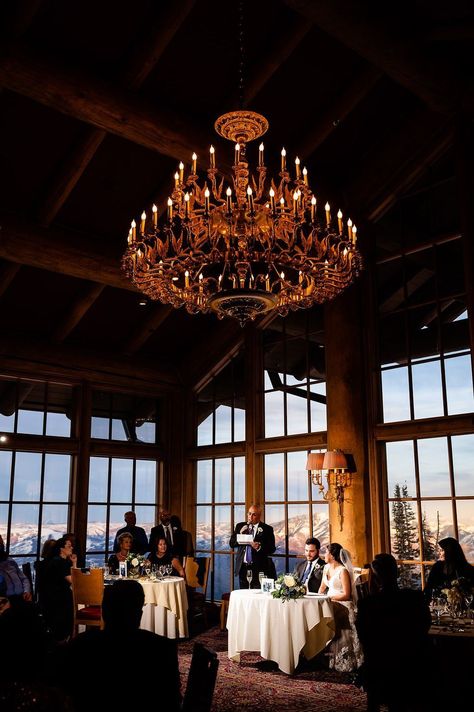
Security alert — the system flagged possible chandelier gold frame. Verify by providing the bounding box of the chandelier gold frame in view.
[123,109,362,326]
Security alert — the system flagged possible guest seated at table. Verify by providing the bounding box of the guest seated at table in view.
[41,536,77,641]
[356,553,433,711]
[0,534,32,608]
[318,542,363,672]
[148,537,185,578]
[424,536,474,601]
[56,580,181,711]
[107,532,133,574]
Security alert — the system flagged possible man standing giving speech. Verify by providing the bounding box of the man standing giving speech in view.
[229,504,276,589]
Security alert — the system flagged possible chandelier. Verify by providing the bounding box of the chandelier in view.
[122,109,362,326]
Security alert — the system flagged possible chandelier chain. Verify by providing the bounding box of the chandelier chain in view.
[238,0,245,109]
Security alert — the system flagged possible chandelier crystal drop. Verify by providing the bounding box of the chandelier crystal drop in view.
[122,109,362,326]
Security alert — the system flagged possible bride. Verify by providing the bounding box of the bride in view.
[318,542,363,672]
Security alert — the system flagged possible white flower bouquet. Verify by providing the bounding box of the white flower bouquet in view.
[272,573,306,602]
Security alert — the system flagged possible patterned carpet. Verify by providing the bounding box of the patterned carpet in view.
[178,626,368,711]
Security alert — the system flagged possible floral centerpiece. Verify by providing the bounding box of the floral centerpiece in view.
[442,577,474,612]
[272,573,306,602]
[125,552,146,578]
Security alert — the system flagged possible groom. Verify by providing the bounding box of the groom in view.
[229,504,276,589]
[294,537,325,592]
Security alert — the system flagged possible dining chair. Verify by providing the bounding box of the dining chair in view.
[185,556,211,629]
[182,642,219,712]
[71,568,104,635]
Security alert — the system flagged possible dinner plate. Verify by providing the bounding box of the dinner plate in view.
[305,592,329,597]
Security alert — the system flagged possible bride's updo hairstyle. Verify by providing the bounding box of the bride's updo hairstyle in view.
[328,543,343,562]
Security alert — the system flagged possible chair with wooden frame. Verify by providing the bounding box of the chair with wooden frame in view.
[71,568,104,635]
[182,642,219,712]
[185,556,211,629]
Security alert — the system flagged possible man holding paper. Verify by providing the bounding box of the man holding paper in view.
[229,504,276,589]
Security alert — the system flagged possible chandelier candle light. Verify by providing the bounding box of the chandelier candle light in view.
[123,110,362,326]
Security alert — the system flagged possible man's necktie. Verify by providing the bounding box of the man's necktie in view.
[165,525,172,546]
[245,524,254,564]
[301,562,312,583]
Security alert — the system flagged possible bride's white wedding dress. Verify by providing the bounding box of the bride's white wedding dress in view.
[322,564,363,672]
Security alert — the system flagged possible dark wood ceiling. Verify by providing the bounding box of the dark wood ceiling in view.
[0,0,471,391]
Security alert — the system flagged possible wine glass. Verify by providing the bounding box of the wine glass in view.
[464,592,473,625]
[145,565,151,579]
[158,565,165,580]
[430,597,443,626]
[246,569,253,589]
[258,571,265,588]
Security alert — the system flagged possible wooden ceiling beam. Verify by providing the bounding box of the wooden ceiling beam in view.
[122,304,173,354]
[0,261,21,298]
[0,332,180,391]
[36,0,197,228]
[296,65,382,159]
[285,0,474,116]
[0,213,137,292]
[0,47,210,164]
[51,282,105,343]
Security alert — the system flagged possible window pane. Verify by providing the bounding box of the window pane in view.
[286,391,308,435]
[215,459,231,503]
[45,412,71,437]
[445,355,474,414]
[17,409,44,435]
[417,438,450,497]
[136,421,155,444]
[234,408,245,442]
[234,457,245,502]
[197,413,213,446]
[389,497,420,560]
[457,500,474,561]
[233,504,245,527]
[196,506,212,551]
[265,504,285,556]
[310,383,327,432]
[452,434,474,496]
[412,361,444,418]
[41,504,68,544]
[386,441,416,498]
[135,460,156,503]
[89,457,108,501]
[288,503,309,554]
[264,391,284,437]
[264,453,284,501]
[382,367,410,422]
[0,413,14,432]
[215,505,231,551]
[110,459,133,503]
[111,419,127,441]
[43,454,71,501]
[0,503,8,531]
[197,460,212,503]
[109,505,126,549]
[312,504,329,543]
[91,416,109,439]
[287,451,309,501]
[134,505,155,536]
[87,505,107,551]
[215,405,232,444]
[214,553,231,600]
[10,504,39,555]
[420,501,454,560]
[0,450,12,500]
[13,452,42,501]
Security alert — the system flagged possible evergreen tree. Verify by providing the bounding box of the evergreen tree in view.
[421,511,437,561]
[391,483,419,587]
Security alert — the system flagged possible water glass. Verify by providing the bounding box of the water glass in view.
[258,571,265,587]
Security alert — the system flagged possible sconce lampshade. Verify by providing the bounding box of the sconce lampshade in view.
[322,449,348,471]
[306,452,325,471]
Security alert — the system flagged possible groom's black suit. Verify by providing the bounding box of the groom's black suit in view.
[229,520,276,589]
[294,557,325,593]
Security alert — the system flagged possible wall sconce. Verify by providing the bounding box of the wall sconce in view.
[306,449,353,531]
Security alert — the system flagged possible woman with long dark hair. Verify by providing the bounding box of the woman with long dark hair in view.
[424,536,474,600]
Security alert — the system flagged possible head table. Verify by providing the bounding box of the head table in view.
[227,589,335,674]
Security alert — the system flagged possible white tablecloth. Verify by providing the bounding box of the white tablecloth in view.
[227,589,335,674]
[139,577,188,639]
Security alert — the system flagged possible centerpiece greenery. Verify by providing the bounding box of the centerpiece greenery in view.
[442,577,474,612]
[272,573,306,602]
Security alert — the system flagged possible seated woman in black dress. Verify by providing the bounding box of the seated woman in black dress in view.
[424,536,474,601]
[107,532,133,574]
[148,538,185,578]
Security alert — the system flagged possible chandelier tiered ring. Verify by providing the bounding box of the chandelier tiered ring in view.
[122,110,362,326]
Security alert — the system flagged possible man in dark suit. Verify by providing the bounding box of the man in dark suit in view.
[149,507,173,555]
[229,504,276,589]
[294,537,325,592]
[113,511,148,554]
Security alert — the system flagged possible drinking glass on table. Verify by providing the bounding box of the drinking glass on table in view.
[430,597,443,626]
[145,565,151,578]
[258,571,265,588]
[246,569,253,589]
